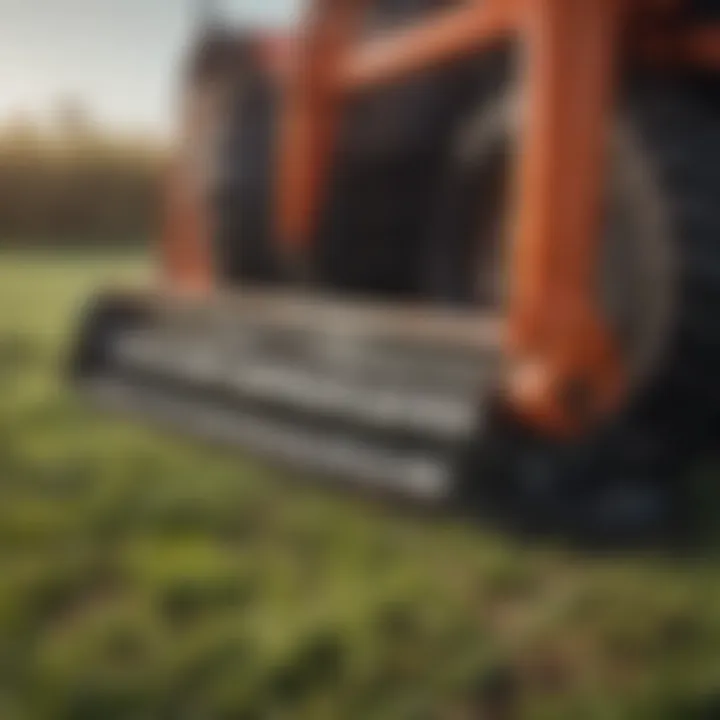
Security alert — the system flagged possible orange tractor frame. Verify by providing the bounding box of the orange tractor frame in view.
[163,0,720,438]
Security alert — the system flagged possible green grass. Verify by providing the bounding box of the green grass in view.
[1,249,719,719]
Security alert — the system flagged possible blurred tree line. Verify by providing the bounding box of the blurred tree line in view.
[0,100,167,247]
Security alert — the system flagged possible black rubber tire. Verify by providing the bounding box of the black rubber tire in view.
[629,78,720,444]
[429,78,720,542]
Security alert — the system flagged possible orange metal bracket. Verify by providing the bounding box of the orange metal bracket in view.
[160,73,229,294]
[276,0,518,256]
[276,0,369,256]
[505,0,626,435]
[160,168,208,292]
[160,162,214,293]
[338,0,519,93]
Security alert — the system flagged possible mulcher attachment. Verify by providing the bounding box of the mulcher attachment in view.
[72,290,503,507]
[72,290,683,542]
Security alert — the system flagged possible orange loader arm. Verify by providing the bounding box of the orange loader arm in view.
[276,0,624,436]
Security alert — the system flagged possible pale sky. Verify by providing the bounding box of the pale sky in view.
[0,0,299,138]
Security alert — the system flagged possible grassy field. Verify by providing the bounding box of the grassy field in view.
[1,250,720,719]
